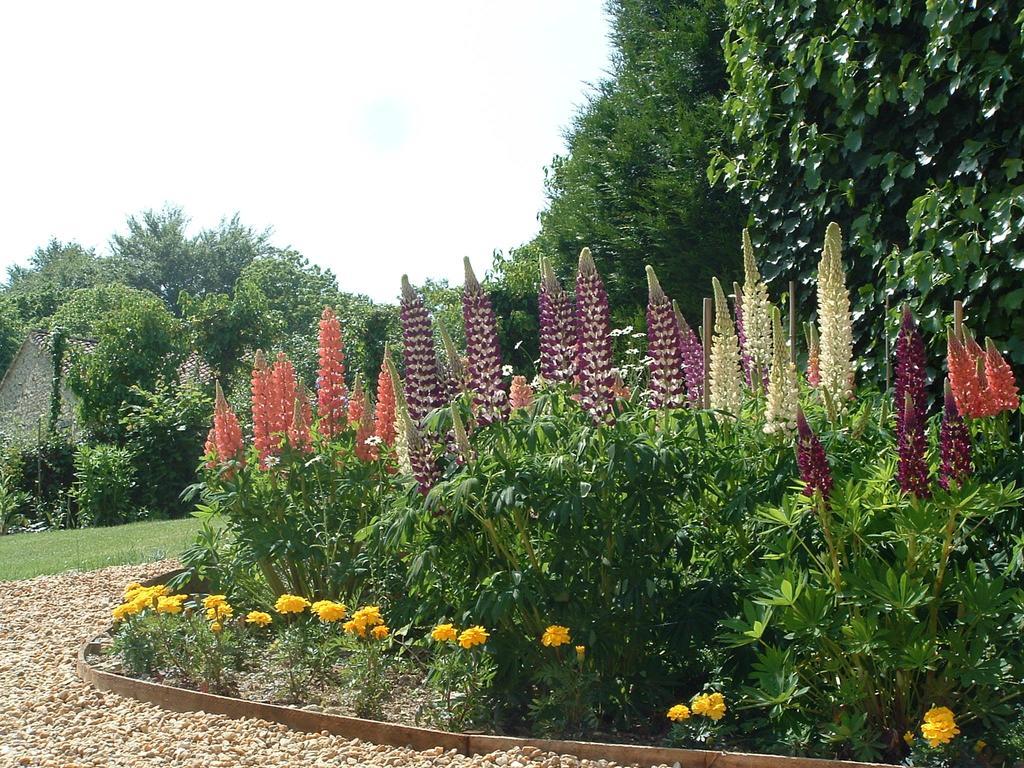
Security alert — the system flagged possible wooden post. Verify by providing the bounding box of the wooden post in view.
[788,280,798,364]
[953,300,964,339]
[702,297,713,409]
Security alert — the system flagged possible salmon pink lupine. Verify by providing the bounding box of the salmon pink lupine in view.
[645,266,686,409]
[575,248,615,418]
[251,350,273,467]
[374,346,398,447]
[270,353,299,445]
[203,428,217,469]
[984,338,1019,414]
[939,383,972,490]
[796,409,833,500]
[354,388,378,462]
[948,328,989,418]
[316,307,348,439]
[673,301,704,406]
[348,373,365,424]
[400,276,444,423]
[212,381,244,466]
[462,258,508,425]
[288,393,313,455]
[539,257,576,383]
[893,307,927,445]
[509,375,534,410]
[896,393,930,498]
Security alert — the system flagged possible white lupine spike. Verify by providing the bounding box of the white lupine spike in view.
[741,229,773,379]
[710,277,743,417]
[764,306,799,434]
[816,222,855,403]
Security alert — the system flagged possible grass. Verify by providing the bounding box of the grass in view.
[0,517,203,582]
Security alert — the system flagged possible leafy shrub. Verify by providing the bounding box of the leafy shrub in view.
[73,443,139,526]
[0,469,29,535]
[3,435,77,529]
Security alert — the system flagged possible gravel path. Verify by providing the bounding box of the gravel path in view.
[0,561,640,768]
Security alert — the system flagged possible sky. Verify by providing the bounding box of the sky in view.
[0,2,613,303]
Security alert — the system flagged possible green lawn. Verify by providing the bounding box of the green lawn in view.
[0,517,203,582]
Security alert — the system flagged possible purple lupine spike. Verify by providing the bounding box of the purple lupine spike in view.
[897,393,931,498]
[462,257,508,425]
[796,409,833,500]
[733,283,753,388]
[893,306,927,444]
[575,248,615,418]
[400,275,445,424]
[939,383,972,490]
[539,257,576,383]
[645,266,687,408]
[673,300,704,405]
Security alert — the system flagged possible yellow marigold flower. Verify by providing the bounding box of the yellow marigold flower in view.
[667,704,690,722]
[903,731,915,746]
[458,625,488,649]
[205,603,233,622]
[203,594,228,610]
[343,619,366,638]
[352,605,383,627]
[371,625,390,640]
[431,624,458,643]
[122,582,144,600]
[210,621,223,633]
[692,692,727,721]
[112,601,143,620]
[541,625,571,648]
[156,594,187,614]
[274,594,310,614]
[311,600,348,622]
[921,706,959,748]
[575,645,586,662]
[245,611,273,626]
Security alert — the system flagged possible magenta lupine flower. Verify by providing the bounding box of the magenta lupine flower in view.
[406,414,442,498]
[539,257,576,383]
[462,257,508,425]
[939,384,972,490]
[645,266,687,408]
[673,301,704,405]
[893,306,927,444]
[796,409,833,500]
[575,248,615,418]
[733,284,753,388]
[897,393,931,498]
[400,275,444,424]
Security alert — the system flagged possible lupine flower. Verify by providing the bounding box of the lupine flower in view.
[741,230,773,383]
[733,284,752,386]
[386,355,441,496]
[709,277,743,417]
[896,393,931,498]
[438,321,468,400]
[316,307,348,439]
[509,375,534,410]
[673,300,704,406]
[462,258,508,424]
[288,390,313,455]
[252,351,302,466]
[806,324,821,387]
[893,307,927,446]
[796,408,833,500]
[538,256,576,383]
[575,248,615,418]
[984,338,1019,413]
[251,350,273,467]
[203,428,217,468]
[645,266,687,409]
[816,223,855,402]
[374,346,398,447]
[939,383,972,490]
[764,308,798,434]
[347,373,365,425]
[209,381,245,468]
[450,405,474,465]
[400,276,445,423]
[354,387,378,462]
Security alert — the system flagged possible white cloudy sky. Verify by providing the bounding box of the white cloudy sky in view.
[0,2,612,303]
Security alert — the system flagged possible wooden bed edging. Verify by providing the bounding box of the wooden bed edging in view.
[78,570,891,768]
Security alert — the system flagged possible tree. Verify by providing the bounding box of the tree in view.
[0,301,23,377]
[2,240,110,325]
[532,0,742,327]
[713,0,1024,366]
[47,283,160,338]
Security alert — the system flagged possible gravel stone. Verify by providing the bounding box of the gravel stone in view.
[0,561,639,768]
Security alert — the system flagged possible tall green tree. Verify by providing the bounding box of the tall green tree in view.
[533,0,742,326]
[713,0,1024,366]
[2,240,110,325]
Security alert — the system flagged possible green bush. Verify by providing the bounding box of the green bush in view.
[73,443,139,526]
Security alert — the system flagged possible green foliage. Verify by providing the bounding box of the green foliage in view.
[73,443,139,527]
[528,646,600,737]
[67,291,185,438]
[420,639,497,732]
[0,300,23,376]
[534,0,742,325]
[3,435,78,529]
[2,240,110,325]
[0,469,29,535]
[713,0,1024,367]
[120,381,213,518]
[47,283,162,338]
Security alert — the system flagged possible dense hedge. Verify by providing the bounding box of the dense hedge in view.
[712,0,1024,369]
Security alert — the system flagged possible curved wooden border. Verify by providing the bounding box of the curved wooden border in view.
[78,571,889,768]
